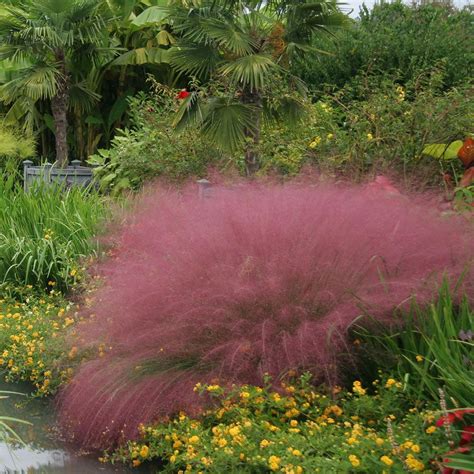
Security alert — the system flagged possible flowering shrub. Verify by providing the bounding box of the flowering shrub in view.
[88,90,223,193]
[104,374,450,472]
[304,72,473,184]
[0,286,76,396]
[58,184,472,449]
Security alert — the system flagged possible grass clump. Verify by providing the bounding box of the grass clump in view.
[0,179,107,292]
[356,284,474,407]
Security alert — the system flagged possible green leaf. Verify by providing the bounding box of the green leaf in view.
[43,113,55,133]
[85,115,104,125]
[422,141,463,160]
[111,47,169,66]
[132,6,169,27]
[444,452,474,471]
[219,54,278,91]
[201,98,257,152]
[107,96,129,129]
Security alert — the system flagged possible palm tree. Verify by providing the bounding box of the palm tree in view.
[162,0,347,174]
[0,0,114,166]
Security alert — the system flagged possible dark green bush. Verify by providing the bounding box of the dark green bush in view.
[293,2,473,93]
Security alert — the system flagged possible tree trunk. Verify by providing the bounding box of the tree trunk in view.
[241,88,262,176]
[51,50,70,168]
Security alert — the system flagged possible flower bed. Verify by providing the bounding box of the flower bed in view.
[104,374,464,473]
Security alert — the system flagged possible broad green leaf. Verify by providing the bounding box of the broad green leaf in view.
[132,6,169,27]
[423,141,463,160]
[107,95,129,128]
[111,47,169,66]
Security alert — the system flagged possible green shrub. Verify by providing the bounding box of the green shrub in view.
[293,2,474,93]
[0,179,107,291]
[257,71,472,183]
[310,73,471,182]
[0,125,35,171]
[89,91,224,193]
[104,374,450,472]
[355,284,473,407]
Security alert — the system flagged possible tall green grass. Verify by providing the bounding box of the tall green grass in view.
[0,178,107,292]
[356,284,473,407]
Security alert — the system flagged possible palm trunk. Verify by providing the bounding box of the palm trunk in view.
[51,50,70,168]
[241,88,262,175]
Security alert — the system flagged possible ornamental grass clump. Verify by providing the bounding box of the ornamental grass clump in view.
[59,184,472,449]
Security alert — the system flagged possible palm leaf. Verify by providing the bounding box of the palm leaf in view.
[201,98,257,151]
[219,54,278,91]
[168,44,221,78]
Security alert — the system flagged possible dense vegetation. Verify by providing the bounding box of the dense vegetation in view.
[0,0,472,472]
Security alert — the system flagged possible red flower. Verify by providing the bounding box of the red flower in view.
[436,409,474,427]
[460,426,474,446]
[177,89,190,100]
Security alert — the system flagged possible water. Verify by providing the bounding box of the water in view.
[0,382,134,474]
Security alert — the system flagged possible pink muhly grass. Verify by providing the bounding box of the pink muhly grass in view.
[58,183,472,449]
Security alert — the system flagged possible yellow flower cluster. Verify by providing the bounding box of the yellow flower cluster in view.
[405,453,424,471]
[385,378,402,389]
[352,380,366,396]
[308,136,322,149]
[105,375,446,473]
[0,292,75,396]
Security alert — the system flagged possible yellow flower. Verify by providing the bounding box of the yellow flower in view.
[260,439,271,448]
[405,454,424,471]
[385,378,398,388]
[380,456,393,466]
[416,355,423,362]
[367,133,374,141]
[347,437,358,445]
[411,444,420,453]
[349,455,360,467]
[132,460,141,467]
[327,133,334,140]
[228,426,240,437]
[240,391,250,399]
[375,438,385,446]
[352,381,366,396]
[188,435,199,444]
[290,420,298,427]
[425,426,436,434]
[139,445,149,458]
[291,449,302,457]
[217,438,227,448]
[268,456,281,471]
[309,136,322,149]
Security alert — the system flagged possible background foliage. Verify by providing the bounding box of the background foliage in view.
[293,2,474,94]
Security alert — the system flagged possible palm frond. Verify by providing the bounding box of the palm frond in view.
[199,17,256,55]
[219,54,279,91]
[0,63,59,101]
[201,98,257,151]
[168,44,221,78]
